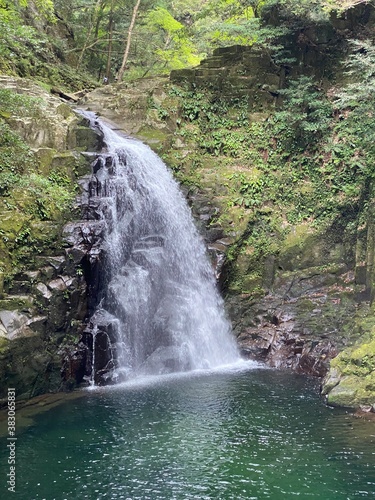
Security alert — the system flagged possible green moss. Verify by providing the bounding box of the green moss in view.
[331,332,375,377]
[0,337,9,353]
[50,153,82,180]
[34,148,56,175]
[0,211,26,238]
[0,89,92,287]
[326,376,361,407]
[0,296,34,310]
[283,224,314,250]
[0,23,97,92]
[0,89,44,118]
[241,273,264,294]
[0,335,63,399]
[324,314,375,407]
[138,126,169,151]
[56,103,74,120]
[327,373,375,407]
[74,126,101,152]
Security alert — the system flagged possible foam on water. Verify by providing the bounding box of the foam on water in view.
[86,359,266,393]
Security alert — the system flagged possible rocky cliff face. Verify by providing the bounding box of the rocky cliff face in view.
[0,77,103,402]
[79,4,375,409]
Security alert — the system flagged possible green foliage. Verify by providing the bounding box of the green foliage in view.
[0,0,27,23]
[0,120,36,194]
[142,7,201,73]
[196,1,257,47]
[229,172,265,208]
[272,76,332,151]
[34,0,55,20]
[164,53,374,281]
[0,20,44,74]
[322,0,367,14]
[147,7,184,33]
[0,122,76,220]
[0,88,44,116]
[0,0,54,23]
[0,87,79,278]
[0,0,369,84]
[261,0,358,21]
[332,40,375,179]
[0,90,47,194]
[0,89,75,225]
[315,39,375,214]
[0,2,96,89]
[17,173,76,220]
[335,40,375,108]
[276,0,328,20]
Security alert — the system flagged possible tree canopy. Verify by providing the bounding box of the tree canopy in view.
[0,0,372,83]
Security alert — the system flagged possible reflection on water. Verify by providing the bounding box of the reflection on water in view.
[1,366,374,499]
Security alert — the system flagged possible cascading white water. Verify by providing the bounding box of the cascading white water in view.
[82,112,240,383]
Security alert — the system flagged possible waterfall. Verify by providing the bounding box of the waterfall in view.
[80,112,240,384]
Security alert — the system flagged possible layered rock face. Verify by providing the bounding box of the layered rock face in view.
[79,5,375,409]
[0,77,102,401]
[226,215,375,377]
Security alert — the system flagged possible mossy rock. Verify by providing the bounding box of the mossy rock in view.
[0,335,62,399]
[50,152,81,179]
[278,225,321,271]
[137,126,169,151]
[36,149,86,180]
[0,211,28,241]
[0,296,34,311]
[331,334,375,377]
[34,147,57,175]
[73,125,103,152]
[278,222,350,273]
[326,373,375,408]
[0,243,10,274]
[323,319,375,407]
[56,103,74,120]
[0,336,8,354]
[29,221,61,246]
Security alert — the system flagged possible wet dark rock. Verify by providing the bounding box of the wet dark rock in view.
[60,343,88,389]
[0,109,105,400]
[82,316,119,386]
[227,261,360,379]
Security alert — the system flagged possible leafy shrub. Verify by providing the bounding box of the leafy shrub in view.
[272,76,332,151]
[0,120,36,195]
[0,88,44,117]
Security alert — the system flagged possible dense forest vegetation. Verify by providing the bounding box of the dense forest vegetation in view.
[0,0,368,85]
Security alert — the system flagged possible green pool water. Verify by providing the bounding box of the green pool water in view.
[1,364,375,499]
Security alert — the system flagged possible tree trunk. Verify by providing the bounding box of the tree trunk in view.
[105,0,114,79]
[117,0,141,81]
[76,0,103,70]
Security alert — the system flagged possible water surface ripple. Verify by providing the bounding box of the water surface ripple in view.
[1,367,374,499]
